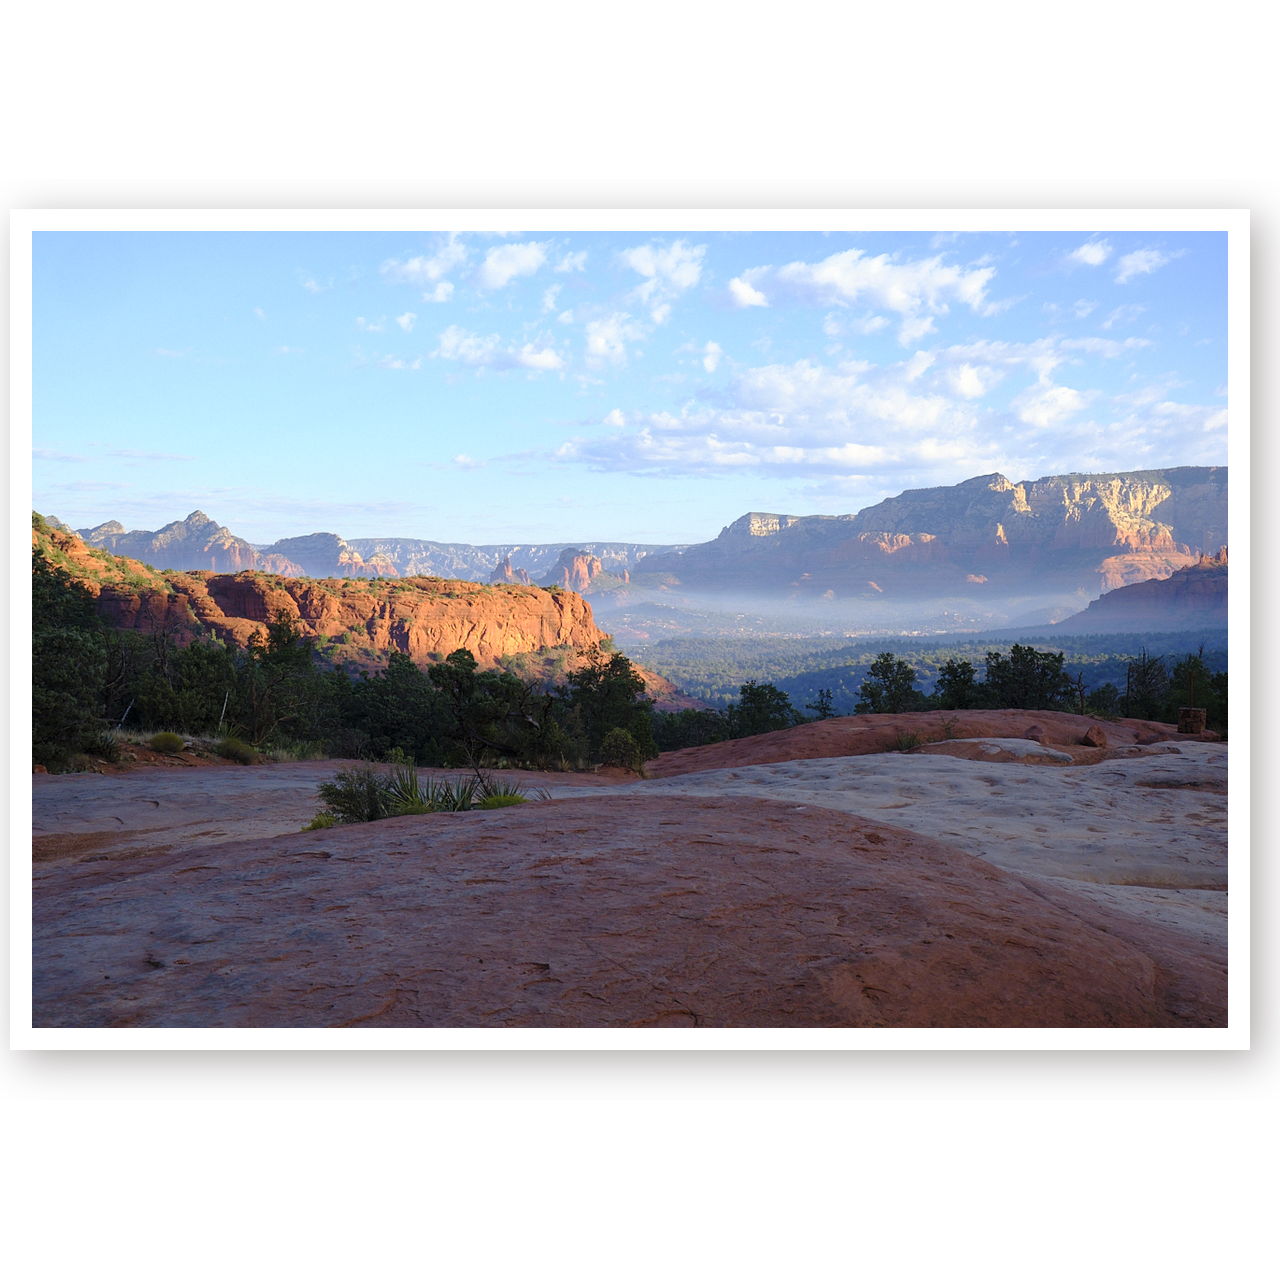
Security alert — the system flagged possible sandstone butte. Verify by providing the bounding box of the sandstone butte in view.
[33,520,610,672]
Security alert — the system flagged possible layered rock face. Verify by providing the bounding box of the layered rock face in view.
[1054,548,1228,633]
[489,555,533,586]
[630,467,1226,602]
[539,548,630,594]
[35,522,608,668]
[77,510,303,576]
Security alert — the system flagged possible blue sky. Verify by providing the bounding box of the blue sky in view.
[31,228,1227,546]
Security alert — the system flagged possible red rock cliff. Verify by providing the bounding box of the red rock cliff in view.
[34,522,609,668]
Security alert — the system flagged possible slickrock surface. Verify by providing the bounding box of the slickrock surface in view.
[645,709,1191,777]
[30,735,1227,1028]
[578,744,1228,903]
[32,795,1221,1028]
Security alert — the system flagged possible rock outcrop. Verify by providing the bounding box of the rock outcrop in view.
[629,467,1226,603]
[490,555,532,586]
[76,510,302,576]
[34,520,608,669]
[539,548,630,594]
[1053,548,1227,633]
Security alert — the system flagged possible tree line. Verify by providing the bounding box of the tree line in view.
[650,642,1226,751]
[33,545,1227,771]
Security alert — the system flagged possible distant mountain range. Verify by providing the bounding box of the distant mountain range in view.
[58,512,681,585]
[53,465,1226,632]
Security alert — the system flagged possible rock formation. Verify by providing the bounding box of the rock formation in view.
[539,548,629,594]
[34,520,608,669]
[1052,548,1228,633]
[490,555,533,586]
[76,510,303,576]
[628,467,1226,603]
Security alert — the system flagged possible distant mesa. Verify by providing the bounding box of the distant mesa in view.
[628,466,1227,607]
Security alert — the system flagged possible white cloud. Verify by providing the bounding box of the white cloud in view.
[556,251,588,273]
[424,282,454,303]
[729,276,768,307]
[734,248,996,345]
[1073,299,1097,319]
[1115,247,1173,284]
[433,324,563,371]
[299,276,329,294]
[452,454,485,469]
[603,409,626,428]
[584,313,646,367]
[377,354,422,371]
[1101,303,1145,330]
[675,340,727,371]
[620,240,706,322]
[395,312,417,333]
[1012,382,1087,429]
[946,363,1000,399]
[542,285,562,313]
[380,235,468,286]
[435,327,497,363]
[356,316,384,332]
[515,343,564,371]
[477,240,549,290]
[1067,239,1112,267]
[254,307,266,321]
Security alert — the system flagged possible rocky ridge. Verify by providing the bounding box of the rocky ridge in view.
[35,519,609,670]
[629,467,1226,602]
[1053,548,1228,633]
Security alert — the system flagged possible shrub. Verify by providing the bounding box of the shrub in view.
[601,726,645,773]
[317,765,394,824]
[93,731,121,762]
[476,794,528,809]
[215,736,257,764]
[302,812,337,830]
[894,732,921,752]
[149,731,185,755]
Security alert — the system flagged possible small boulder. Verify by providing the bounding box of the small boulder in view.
[33,763,48,774]
[1022,725,1045,743]
[1081,725,1108,748]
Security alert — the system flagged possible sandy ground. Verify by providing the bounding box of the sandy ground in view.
[29,712,1229,1028]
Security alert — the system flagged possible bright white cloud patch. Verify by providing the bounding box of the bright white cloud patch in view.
[702,341,723,373]
[1115,248,1172,284]
[395,312,417,333]
[1067,239,1112,266]
[733,248,996,345]
[584,313,646,367]
[381,236,468,285]
[1013,382,1087,429]
[620,240,706,322]
[477,241,549,290]
[556,251,588,273]
[729,276,768,307]
[424,282,454,303]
